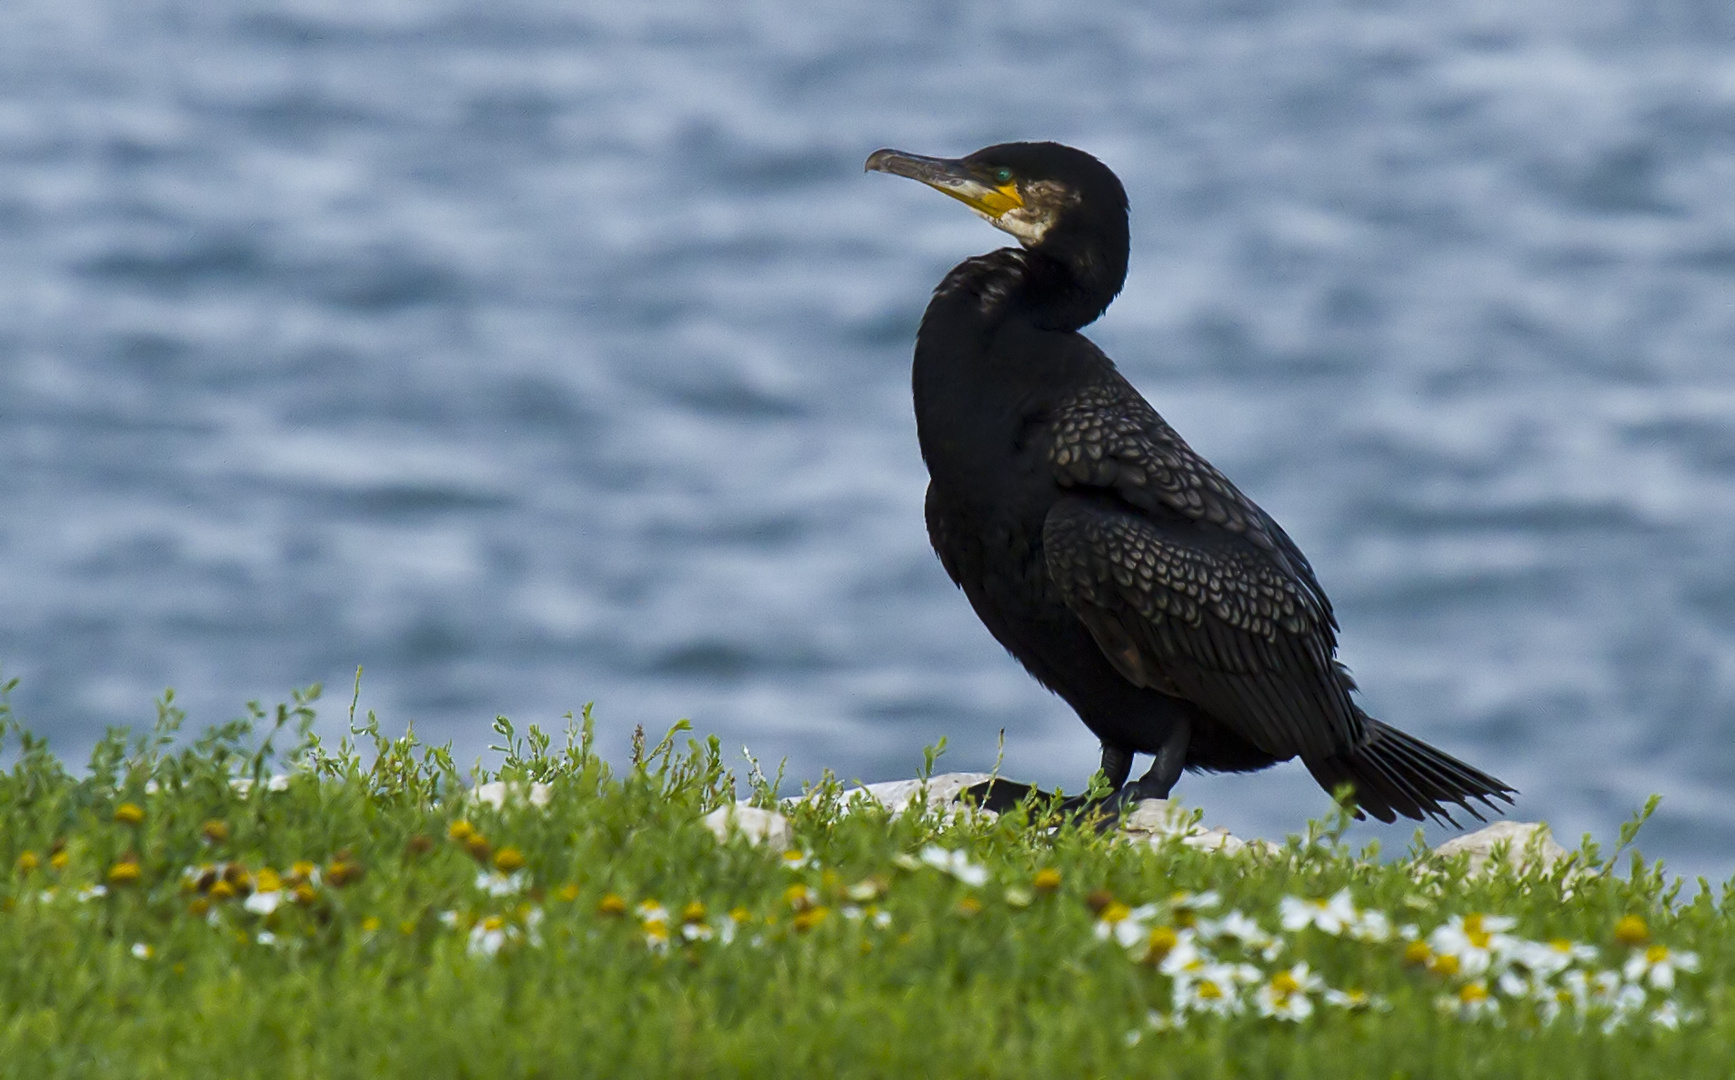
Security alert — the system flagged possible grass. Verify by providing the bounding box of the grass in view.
[0,675,1728,1079]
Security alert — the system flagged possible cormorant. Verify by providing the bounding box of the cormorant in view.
[866,142,1514,824]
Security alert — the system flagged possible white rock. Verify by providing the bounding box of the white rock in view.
[470,781,552,810]
[1116,800,1256,855]
[703,804,794,849]
[1433,821,1571,876]
[1119,798,1194,836]
[1180,827,1246,855]
[839,772,997,814]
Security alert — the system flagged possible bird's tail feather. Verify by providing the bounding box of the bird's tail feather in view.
[1303,716,1515,826]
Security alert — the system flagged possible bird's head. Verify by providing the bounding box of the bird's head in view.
[866,142,1129,325]
[864,141,1127,251]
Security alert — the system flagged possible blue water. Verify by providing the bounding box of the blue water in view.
[5,0,1735,876]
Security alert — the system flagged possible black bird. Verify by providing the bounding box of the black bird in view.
[866,142,1514,824]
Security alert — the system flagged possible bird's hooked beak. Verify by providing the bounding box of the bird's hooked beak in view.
[865,149,1025,220]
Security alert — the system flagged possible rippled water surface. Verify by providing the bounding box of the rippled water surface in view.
[6,0,1735,874]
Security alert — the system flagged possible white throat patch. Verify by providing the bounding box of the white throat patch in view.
[984,179,1075,247]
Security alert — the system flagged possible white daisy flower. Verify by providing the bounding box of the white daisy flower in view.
[917,846,988,887]
[1094,902,1161,949]
[1253,963,1323,1022]
[1156,934,1209,980]
[475,870,529,897]
[1504,937,1595,981]
[1650,1001,1697,1029]
[1444,981,1500,1023]
[1172,961,1259,1018]
[1555,968,1621,1012]
[1278,890,1357,935]
[1622,944,1700,991]
[1599,982,1650,1034]
[1169,890,1221,915]
[1428,913,1516,977]
[1321,987,1381,1012]
[467,916,511,958]
[1195,910,1268,947]
[1347,908,1392,943]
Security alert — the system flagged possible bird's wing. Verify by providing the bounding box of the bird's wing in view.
[1043,495,1359,759]
[1044,376,1336,630]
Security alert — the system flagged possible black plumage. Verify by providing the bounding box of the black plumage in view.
[866,141,1514,824]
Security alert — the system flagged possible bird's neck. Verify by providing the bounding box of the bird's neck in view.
[913,249,1111,495]
[929,243,1123,334]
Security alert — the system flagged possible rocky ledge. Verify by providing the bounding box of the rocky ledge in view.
[702,771,1572,876]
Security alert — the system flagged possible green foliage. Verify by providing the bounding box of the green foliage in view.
[0,681,1726,1078]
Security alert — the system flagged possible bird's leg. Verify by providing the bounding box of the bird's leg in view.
[1055,744,1133,811]
[1133,718,1190,800]
[965,742,1135,814]
[1084,720,1192,825]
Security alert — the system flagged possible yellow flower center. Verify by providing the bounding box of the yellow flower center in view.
[1402,940,1432,966]
[1270,972,1300,997]
[1613,915,1649,946]
[1645,944,1669,965]
[1197,980,1222,1000]
[1432,954,1461,977]
[1463,914,1491,949]
[1459,982,1489,1004]
[114,804,145,826]
[482,915,506,932]
[596,894,627,917]
[792,906,829,932]
[682,901,707,923]
[1032,868,1061,892]
[1098,901,1132,924]
[1143,926,1179,963]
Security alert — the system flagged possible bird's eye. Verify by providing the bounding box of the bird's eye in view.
[993,167,1014,184]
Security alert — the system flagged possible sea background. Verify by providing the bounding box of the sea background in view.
[5,0,1735,876]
